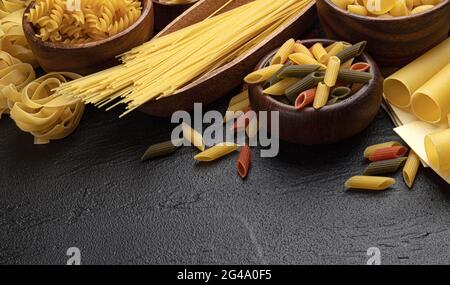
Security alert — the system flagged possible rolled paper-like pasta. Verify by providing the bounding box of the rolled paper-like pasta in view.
[313,82,330,110]
[351,62,371,72]
[289,53,326,69]
[331,86,352,100]
[232,110,257,132]
[345,176,396,191]
[244,64,284,84]
[237,144,252,179]
[141,139,181,161]
[384,38,450,108]
[363,157,407,176]
[403,151,420,188]
[369,146,408,162]
[294,42,314,58]
[277,65,320,79]
[324,56,341,87]
[271,39,296,65]
[335,41,367,64]
[263,78,299,96]
[285,71,325,103]
[310,43,329,63]
[389,0,410,16]
[411,4,434,14]
[347,4,368,15]
[424,129,450,171]
[411,62,450,124]
[338,69,372,83]
[365,0,396,15]
[194,142,239,162]
[295,88,316,110]
[326,42,345,57]
[182,122,205,151]
[363,141,402,158]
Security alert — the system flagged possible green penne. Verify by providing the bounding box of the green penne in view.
[326,97,340,105]
[277,64,321,79]
[263,63,291,88]
[285,71,325,103]
[335,41,367,64]
[363,157,408,176]
[338,70,372,83]
[141,139,181,161]
[331,86,352,100]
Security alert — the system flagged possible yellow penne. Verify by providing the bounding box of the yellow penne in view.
[310,43,329,63]
[228,89,248,108]
[263,78,299,96]
[345,176,396,191]
[182,122,205,151]
[223,98,250,123]
[403,151,420,188]
[363,141,402,158]
[313,82,330,110]
[347,4,368,15]
[194,142,239,162]
[289,53,327,69]
[294,43,314,58]
[326,42,345,58]
[271,39,296,65]
[324,56,341,87]
[244,64,284,84]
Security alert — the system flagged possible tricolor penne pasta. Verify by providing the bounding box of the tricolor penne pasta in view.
[369,146,408,162]
[363,141,403,158]
[403,151,421,188]
[263,78,299,96]
[345,176,396,191]
[295,88,316,110]
[313,82,330,110]
[244,64,284,84]
[324,56,341,87]
[310,43,329,63]
[237,144,252,179]
[271,39,296,65]
[363,157,407,176]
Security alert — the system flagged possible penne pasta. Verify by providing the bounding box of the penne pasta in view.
[182,122,206,151]
[141,139,181,161]
[264,64,291,87]
[289,53,327,68]
[324,56,341,87]
[331,86,352,100]
[223,98,250,123]
[335,41,367,64]
[271,39,296,65]
[350,62,371,72]
[194,142,239,162]
[294,42,314,58]
[313,82,330,110]
[369,146,408,162]
[310,43,329,63]
[285,71,325,103]
[403,151,421,188]
[345,176,396,191]
[363,157,407,176]
[231,110,257,132]
[277,65,321,79]
[228,89,249,108]
[244,64,284,84]
[326,42,346,57]
[237,144,252,179]
[295,88,316,110]
[263,78,299,96]
[246,116,260,138]
[338,69,373,83]
[364,141,403,158]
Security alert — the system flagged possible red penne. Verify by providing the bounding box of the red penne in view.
[350,62,370,72]
[237,144,252,179]
[295,88,316,110]
[231,110,256,132]
[369,146,408,162]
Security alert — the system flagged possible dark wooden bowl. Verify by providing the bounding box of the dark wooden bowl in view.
[316,0,450,67]
[22,0,154,75]
[152,0,199,31]
[248,39,383,145]
[138,0,317,117]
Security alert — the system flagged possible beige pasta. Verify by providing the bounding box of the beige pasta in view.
[324,56,341,87]
[345,176,396,191]
[194,142,239,162]
[310,43,329,63]
[326,42,345,57]
[271,39,296,65]
[182,122,205,151]
[294,42,314,58]
[263,78,298,96]
[403,151,420,188]
[313,82,330,110]
[244,64,284,84]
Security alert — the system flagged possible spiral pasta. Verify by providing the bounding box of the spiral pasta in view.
[26,0,142,44]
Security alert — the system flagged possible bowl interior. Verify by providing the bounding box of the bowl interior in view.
[323,0,449,22]
[23,0,153,49]
[254,39,376,114]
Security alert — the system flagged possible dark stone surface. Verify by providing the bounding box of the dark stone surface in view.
[1,94,450,265]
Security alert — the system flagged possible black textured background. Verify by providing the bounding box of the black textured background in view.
[1,92,450,265]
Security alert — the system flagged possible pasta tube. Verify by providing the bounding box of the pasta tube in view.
[368,146,408,162]
[294,42,314,58]
[324,56,341,87]
[425,129,450,171]
[141,139,181,161]
[271,39,296,65]
[363,141,402,158]
[295,88,316,110]
[244,64,284,84]
[313,82,330,110]
[310,43,329,63]
[182,122,205,151]
[194,142,239,162]
[237,144,252,179]
[403,151,420,188]
[263,78,299,96]
[363,157,407,176]
[345,176,396,191]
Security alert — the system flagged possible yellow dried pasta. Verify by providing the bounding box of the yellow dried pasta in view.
[324,56,341,87]
[271,38,295,65]
[194,142,238,162]
[403,150,420,188]
[345,176,396,191]
[182,122,205,151]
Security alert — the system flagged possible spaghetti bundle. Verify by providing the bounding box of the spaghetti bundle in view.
[54,0,314,116]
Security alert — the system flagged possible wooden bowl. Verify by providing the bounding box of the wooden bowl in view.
[248,39,383,145]
[23,0,154,75]
[316,0,450,67]
[138,0,316,117]
[152,0,199,31]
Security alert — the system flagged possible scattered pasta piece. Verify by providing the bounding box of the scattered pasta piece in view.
[141,139,181,161]
[244,64,284,84]
[345,176,396,191]
[271,38,295,65]
[295,88,316,110]
[181,122,205,151]
[236,144,252,179]
[363,141,402,158]
[363,157,407,176]
[194,142,238,162]
[403,151,421,188]
[369,146,408,162]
